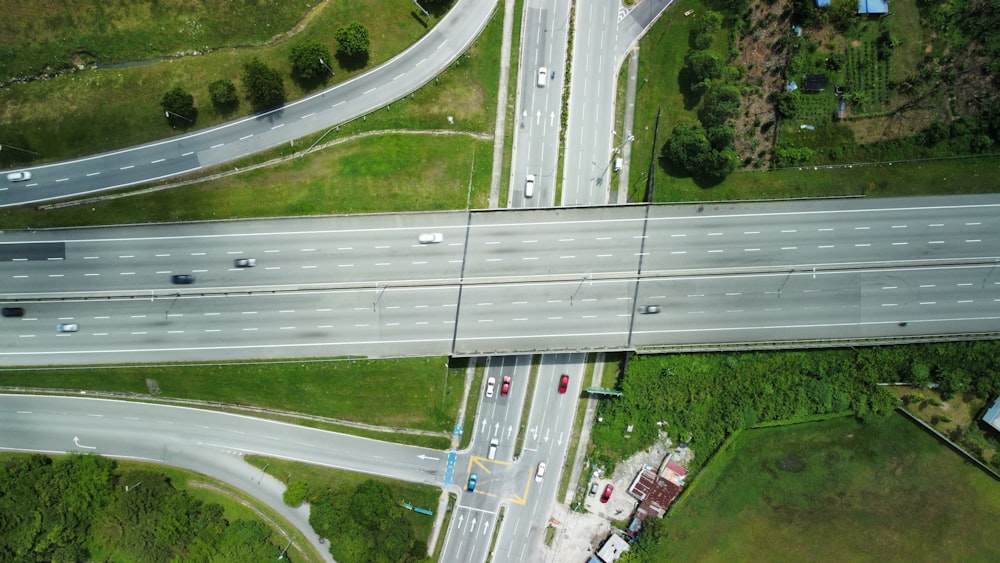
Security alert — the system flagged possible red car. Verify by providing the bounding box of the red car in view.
[600,483,614,503]
[558,374,569,394]
[501,376,511,397]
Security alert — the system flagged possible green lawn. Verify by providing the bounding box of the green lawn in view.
[0,1,318,80]
[640,154,1000,202]
[646,414,1000,561]
[0,357,464,433]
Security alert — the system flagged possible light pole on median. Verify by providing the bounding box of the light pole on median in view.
[413,0,430,17]
[319,57,335,77]
[164,110,193,123]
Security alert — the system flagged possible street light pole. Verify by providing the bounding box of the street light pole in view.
[257,463,270,485]
[277,537,293,560]
[413,0,430,17]
[319,57,335,76]
[0,143,38,156]
[164,110,193,123]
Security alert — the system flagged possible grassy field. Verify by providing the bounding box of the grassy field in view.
[0,0,441,163]
[244,455,441,551]
[0,1,318,80]
[0,133,493,228]
[0,356,464,432]
[648,414,1000,561]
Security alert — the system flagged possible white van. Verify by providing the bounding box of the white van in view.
[525,174,535,198]
[488,438,498,460]
[537,67,548,87]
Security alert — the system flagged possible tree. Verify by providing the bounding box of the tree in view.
[335,22,371,61]
[699,84,742,127]
[683,51,722,85]
[241,58,285,111]
[348,480,399,532]
[776,90,800,118]
[289,40,333,82]
[208,79,238,114]
[161,87,197,126]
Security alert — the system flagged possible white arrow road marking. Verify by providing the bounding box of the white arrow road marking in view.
[418,454,440,461]
[73,436,96,450]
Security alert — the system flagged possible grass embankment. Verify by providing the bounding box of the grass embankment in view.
[0,134,493,228]
[0,357,463,434]
[0,1,317,80]
[244,455,440,550]
[0,0,437,163]
[646,414,1000,560]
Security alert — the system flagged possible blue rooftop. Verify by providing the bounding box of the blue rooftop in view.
[858,0,889,14]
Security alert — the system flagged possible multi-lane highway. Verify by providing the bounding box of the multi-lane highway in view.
[3,197,999,365]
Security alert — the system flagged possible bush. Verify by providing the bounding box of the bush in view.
[208,79,238,114]
[241,58,285,111]
[282,480,308,507]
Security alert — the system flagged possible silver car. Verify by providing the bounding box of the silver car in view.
[418,233,444,244]
[57,323,79,333]
[6,171,32,182]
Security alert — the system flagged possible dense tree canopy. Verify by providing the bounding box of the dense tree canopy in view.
[309,479,422,563]
[241,58,285,111]
[592,342,1000,475]
[0,455,277,562]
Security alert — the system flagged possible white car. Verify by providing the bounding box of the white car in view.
[234,258,257,268]
[485,376,496,398]
[525,174,535,198]
[56,323,79,333]
[535,462,546,482]
[418,233,444,244]
[6,171,32,182]
[537,67,548,87]
[639,305,661,314]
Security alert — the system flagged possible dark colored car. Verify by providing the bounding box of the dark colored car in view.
[600,483,614,503]
[2,307,25,318]
[501,376,511,397]
[467,473,478,492]
[558,374,569,394]
[171,274,195,284]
